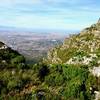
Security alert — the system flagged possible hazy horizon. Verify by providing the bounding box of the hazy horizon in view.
[0,25,80,34]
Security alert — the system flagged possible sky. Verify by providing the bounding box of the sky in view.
[0,0,100,32]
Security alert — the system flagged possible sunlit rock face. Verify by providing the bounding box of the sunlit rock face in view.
[90,67,100,77]
[0,45,8,50]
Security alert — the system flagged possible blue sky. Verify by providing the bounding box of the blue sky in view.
[0,0,100,31]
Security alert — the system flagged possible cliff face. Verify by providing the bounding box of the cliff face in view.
[47,19,100,66]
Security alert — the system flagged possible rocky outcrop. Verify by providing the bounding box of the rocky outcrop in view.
[0,45,8,50]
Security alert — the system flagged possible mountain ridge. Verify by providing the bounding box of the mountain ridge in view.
[46,19,100,65]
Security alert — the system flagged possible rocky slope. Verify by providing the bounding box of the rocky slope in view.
[45,19,100,100]
[47,19,100,66]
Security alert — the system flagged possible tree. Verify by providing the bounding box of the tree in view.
[38,65,49,81]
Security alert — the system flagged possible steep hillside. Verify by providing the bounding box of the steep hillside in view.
[0,41,29,99]
[0,41,25,69]
[47,19,100,65]
[41,19,100,100]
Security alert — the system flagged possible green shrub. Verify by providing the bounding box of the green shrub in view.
[11,56,25,64]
